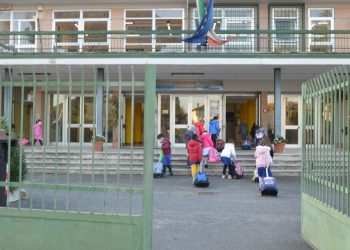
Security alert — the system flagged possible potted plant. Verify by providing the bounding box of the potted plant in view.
[273,136,288,153]
[92,135,105,152]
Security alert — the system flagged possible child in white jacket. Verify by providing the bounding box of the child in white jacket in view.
[220,139,236,179]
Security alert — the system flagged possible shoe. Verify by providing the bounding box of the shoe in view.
[221,175,226,179]
[228,175,233,179]
[169,172,174,176]
[205,165,208,169]
[192,179,196,184]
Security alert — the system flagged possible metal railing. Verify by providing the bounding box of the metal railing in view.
[302,66,350,217]
[1,30,350,55]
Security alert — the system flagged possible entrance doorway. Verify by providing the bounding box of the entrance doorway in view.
[158,94,222,146]
[124,95,144,146]
[223,95,258,147]
[282,95,301,147]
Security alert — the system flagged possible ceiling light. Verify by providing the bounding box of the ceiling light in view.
[74,23,79,29]
[125,21,134,25]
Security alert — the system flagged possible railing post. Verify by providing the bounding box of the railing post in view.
[143,65,156,250]
[96,68,104,136]
[274,68,282,137]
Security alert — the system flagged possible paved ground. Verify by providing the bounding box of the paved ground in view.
[153,175,311,250]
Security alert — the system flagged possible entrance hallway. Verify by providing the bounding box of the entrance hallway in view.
[153,176,311,250]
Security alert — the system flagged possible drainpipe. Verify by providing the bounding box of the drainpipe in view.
[96,68,104,136]
[3,68,11,122]
[274,68,281,137]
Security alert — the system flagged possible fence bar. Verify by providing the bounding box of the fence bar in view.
[18,66,25,209]
[143,65,156,250]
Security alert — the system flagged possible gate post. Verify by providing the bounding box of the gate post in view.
[143,65,156,250]
[96,68,104,136]
[3,68,11,122]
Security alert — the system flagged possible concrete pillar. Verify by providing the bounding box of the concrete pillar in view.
[3,68,11,122]
[274,68,282,137]
[96,68,104,136]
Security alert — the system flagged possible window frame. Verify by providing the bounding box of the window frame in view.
[271,7,299,52]
[308,8,334,52]
[52,9,111,53]
[0,11,38,52]
[124,8,184,53]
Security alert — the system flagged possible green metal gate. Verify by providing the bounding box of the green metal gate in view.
[0,65,156,250]
[301,66,350,249]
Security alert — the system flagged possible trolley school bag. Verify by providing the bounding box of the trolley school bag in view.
[216,139,225,152]
[261,168,278,196]
[208,147,220,163]
[241,139,251,150]
[153,162,164,178]
[194,172,210,187]
[234,161,244,178]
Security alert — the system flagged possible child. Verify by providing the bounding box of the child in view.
[254,136,273,189]
[157,133,173,176]
[187,134,202,184]
[33,119,43,146]
[200,130,213,169]
[194,118,205,137]
[220,139,236,179]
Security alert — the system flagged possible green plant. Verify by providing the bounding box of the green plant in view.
[0,116,27,190]
[273,136,288,144]
[92,135,105,142]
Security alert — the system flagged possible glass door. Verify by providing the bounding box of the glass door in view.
[282,95,301,147]
[67,95,94,143]
[172,96,189,146]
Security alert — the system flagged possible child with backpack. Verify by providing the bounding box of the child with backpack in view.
[187,134,202,184]
[157,133,173,176]
[254,136,273,189]
[220,139,236,179]
[200,130,213,169]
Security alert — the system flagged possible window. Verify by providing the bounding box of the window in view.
[308,8,334,52]
[53,10,110,53]
[0,11,37,52]
[125,9,184,53]
[193,7,255,52]
[271,7,300,52]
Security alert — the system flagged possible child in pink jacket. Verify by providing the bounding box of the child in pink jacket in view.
[200,131,213,169]
[254,137,273,189]
[33,119,43,146]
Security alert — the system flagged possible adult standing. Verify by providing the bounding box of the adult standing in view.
[209,116,220,147]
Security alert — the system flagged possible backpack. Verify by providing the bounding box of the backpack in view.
[208,147,220,163]
[194,172,210,187]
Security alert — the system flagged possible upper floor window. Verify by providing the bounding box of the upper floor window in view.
[271,7,301,52]
[193,7,256,52]
[0,11,37,52]
[308,8,334,52]
[125,9,184,53]
[53,10,110,53]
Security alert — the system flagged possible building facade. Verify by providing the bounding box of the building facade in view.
[0,0,349,148]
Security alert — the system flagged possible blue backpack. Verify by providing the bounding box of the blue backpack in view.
[194,172,210,187]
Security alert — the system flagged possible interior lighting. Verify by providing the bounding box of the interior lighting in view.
[74,23,80,29]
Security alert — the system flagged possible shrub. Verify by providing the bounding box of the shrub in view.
[273,136,288,144]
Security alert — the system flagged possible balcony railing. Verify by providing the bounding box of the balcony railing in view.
[0,30,350,56]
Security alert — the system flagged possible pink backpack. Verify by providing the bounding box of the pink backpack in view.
[208,148,220,163]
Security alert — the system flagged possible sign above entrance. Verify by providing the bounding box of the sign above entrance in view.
[156,80,223,91]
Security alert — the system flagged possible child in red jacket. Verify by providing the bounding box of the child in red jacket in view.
[187,134,203,183]
[157,134,173,176]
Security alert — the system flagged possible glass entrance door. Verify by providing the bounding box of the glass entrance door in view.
[67,95,94,143]
[173,96,189,145]
[282,95,301,147]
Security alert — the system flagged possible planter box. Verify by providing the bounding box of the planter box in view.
[274,143,285,153]
[94,141,103,152]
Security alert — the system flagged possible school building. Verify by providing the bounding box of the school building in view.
[0,0,349,150]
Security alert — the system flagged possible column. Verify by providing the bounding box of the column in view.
[3,68,11,122]
[274,68,282,137]
[96,68,104,136]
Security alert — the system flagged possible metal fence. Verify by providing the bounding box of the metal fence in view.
[1,30,350,55]
[302,66,350,217]
[0,65,156,250]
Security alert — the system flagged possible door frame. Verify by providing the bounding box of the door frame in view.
[222,94,259,141]
[281,94,302,148]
